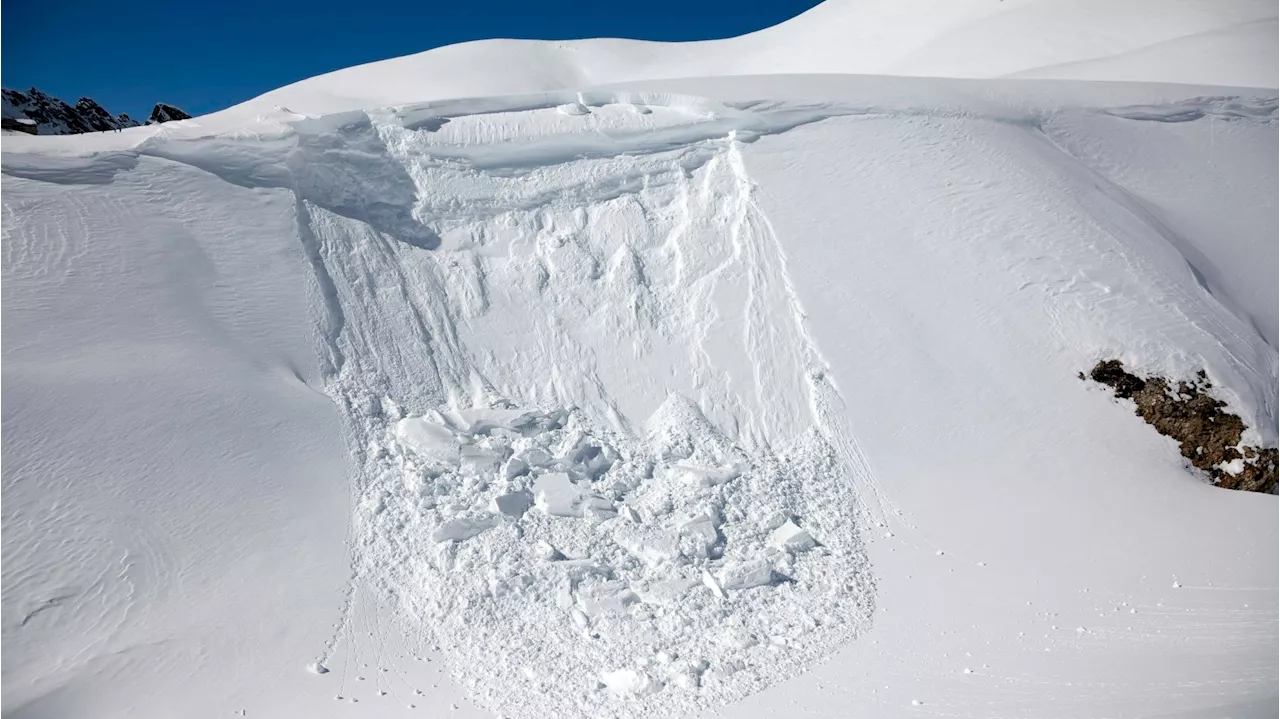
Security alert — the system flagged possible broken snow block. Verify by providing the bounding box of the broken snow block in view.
[502,456,530,480]
[576,580,640,616]
[447,408,538,435]
[677,511,721,557]
[719,558,775,591]
[394,417,461,465]
[562,440,618,480]
[583,495,618,521]
[532,472,607,518]
[490,490,534,518]
[534,540,564,561]
[617,528,680,567]
[514,446,554,469]
[672,463,741,487]
[459,445,501,476]
[558,102,591,117]
[635,575,700,606]
[701,569,727,599]
[768,520,816,553]
[431,516,498,543]
[600,669,659,695]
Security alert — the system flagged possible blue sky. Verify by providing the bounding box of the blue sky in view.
[2,0,821,119]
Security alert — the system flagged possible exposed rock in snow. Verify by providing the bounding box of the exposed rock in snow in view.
[1086,360,1277,493]
[147,102,192,125]
[1,87,190,135]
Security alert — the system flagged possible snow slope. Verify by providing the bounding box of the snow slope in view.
[2,2,1277,719]
[221,0,1277,119]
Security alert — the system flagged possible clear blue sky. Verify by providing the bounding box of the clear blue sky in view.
[2,0,822,120]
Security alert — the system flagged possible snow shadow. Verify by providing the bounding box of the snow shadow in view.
[0,151,140,185]
[137,113,440,251]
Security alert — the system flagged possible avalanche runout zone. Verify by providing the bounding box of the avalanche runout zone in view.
[293,94,880,717]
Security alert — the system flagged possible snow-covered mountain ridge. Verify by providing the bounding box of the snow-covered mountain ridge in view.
[228,0,1276,119]
[1,2,1275,718]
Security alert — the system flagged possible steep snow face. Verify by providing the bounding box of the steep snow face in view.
[3,77,1275,719]
[221,0,1276,119]
[237,95,883,717]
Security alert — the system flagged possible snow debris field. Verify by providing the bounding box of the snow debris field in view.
[2,1,1277,718]
[289,94,880,717]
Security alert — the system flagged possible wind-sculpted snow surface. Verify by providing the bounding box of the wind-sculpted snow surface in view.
[265,94,880,717]
[3,81,1276,718]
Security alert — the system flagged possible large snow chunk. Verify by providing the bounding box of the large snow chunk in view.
[719,558,775,591]
[490,490,533,517]
[432,516,499,543]
[513,446,554,468]
[532,472,612,518]
[616,528,681,567]
[768,520,816,553]
[672,463,741,487]
[459,445,501,476]
[447,408,539,435]
[576,580,639,616]
[635,575,700,605]
[395,417,461,465]
[677,508,722,557]
[600,669,659,695]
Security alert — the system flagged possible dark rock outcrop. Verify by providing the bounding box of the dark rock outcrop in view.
[2,87,190,136]
[147,103,192,125]
[1085,359,1277,494]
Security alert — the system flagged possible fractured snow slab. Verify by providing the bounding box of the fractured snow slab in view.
[531,472,612,518]
[768,520,817,553]
[533,472,582,517]
[459,445,502,476]
[513,446,554,468]
[701,569,727,599]
[394,417,461,465]
[432,516,499,543]
[446,408,538,435]
[490,490,534,517]
[719,558,776,591]
[672,463,741,487]
[635,575,700,605]
[678,510,722,557]
[600,669,659,695]
[576,580,640,616]
[616,527,681,567]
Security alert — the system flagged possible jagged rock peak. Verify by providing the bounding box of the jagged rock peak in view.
[147,103,192,125]
[2,87,189,135]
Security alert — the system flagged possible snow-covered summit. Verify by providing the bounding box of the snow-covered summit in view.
[229,0,1276,119]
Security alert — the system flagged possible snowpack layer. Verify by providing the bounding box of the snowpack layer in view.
[2,75,1277,718]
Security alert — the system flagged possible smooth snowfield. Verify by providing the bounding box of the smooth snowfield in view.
[2,1,1278,717]
[220,0,1279,119]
